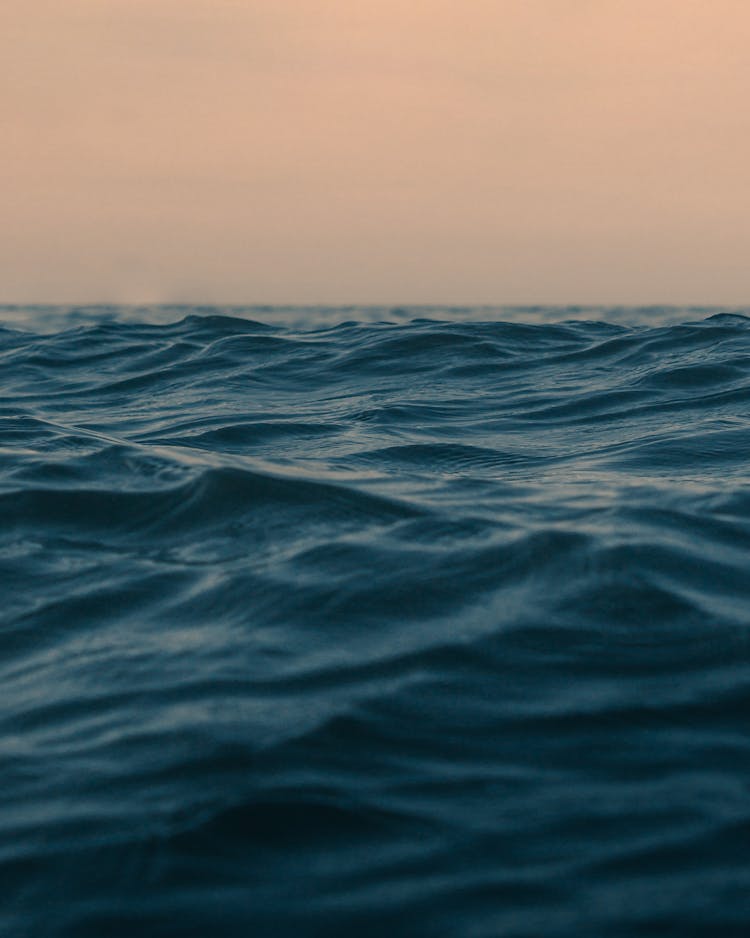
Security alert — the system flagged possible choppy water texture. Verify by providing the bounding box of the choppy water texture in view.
[2,305,750,937]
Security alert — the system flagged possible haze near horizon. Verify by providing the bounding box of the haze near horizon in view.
[2,0,749,305]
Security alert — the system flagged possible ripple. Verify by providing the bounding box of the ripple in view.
[2,306,750,936]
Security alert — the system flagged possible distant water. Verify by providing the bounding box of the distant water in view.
[2,306,750,937]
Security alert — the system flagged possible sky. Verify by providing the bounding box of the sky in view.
[2,0,749,305]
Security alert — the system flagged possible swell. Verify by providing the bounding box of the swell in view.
[2,307,750,937]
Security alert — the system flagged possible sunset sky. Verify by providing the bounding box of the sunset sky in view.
[2,0,749,305]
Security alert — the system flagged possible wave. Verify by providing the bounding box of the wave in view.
[2,306,750,936]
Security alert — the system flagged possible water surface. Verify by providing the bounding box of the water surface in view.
[2,306,750,936]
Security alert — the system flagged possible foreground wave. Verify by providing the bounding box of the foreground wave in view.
[2,307,750,936]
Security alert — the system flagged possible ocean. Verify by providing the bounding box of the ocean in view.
[2,305,750,936]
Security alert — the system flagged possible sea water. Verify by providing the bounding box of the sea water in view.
[2,306,750,936]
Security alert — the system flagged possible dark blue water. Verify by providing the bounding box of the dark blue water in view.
[2,305,750,937]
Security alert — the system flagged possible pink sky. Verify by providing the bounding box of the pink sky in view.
[2,0,749,304]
